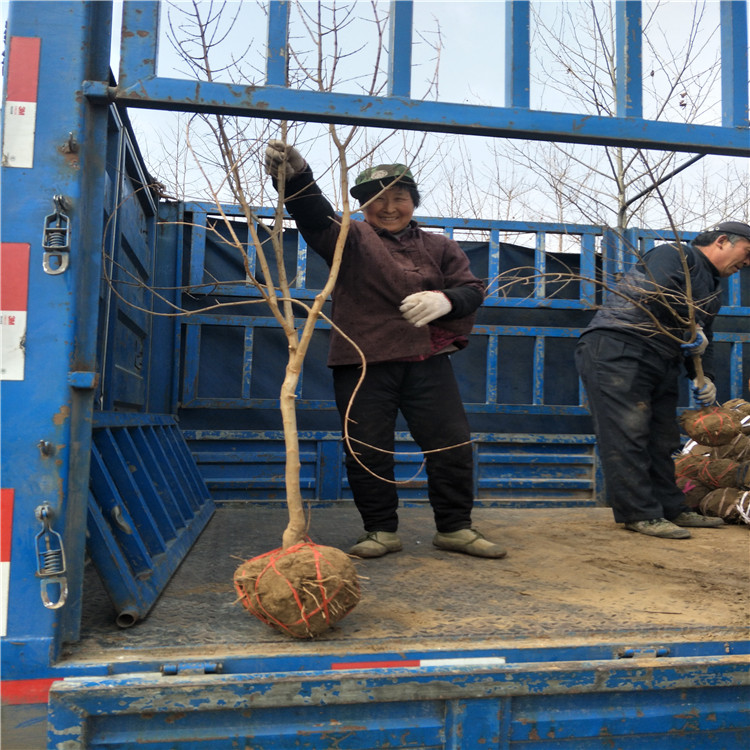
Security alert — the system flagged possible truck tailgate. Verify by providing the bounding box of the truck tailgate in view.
[43,505,749,748]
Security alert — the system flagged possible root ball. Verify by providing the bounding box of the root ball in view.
[234,541,360,638]
[679,407,742,446]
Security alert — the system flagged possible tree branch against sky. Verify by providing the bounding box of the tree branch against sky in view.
[501,0,747,232]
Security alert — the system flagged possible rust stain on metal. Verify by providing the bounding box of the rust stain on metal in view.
[53,405,71,426]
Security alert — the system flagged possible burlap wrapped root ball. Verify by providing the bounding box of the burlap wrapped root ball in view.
[697,458,743,489]
[723,398,750,435]
[679,407,742,446]
[711,433,750,461]
[699,488,750,525]
[723,398,750,418]
[674,453,711,481]
[676,476,712,508]
[675,403,749,512]
[233,541,361,638]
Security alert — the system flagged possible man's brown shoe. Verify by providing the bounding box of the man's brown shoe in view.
[671,511,725,528]
[624,518,691,539]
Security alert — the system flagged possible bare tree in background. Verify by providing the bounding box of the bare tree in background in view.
[513,0,740,231]
[423,0,746,247]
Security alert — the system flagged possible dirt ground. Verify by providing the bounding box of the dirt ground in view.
[76,504,750,657]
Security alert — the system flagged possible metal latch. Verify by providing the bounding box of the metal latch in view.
[618,647,670,659]
[161,662,222,676]
[42,195,71,275]
[34,504,68,609]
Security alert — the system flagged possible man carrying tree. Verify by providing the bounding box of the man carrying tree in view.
[264,140,507,559]
[575,221,750,539]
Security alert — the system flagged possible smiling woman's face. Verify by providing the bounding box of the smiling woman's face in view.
[362,185,415,233]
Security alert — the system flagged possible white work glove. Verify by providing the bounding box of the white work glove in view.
[264,139,307,181]
[680,325,708,356]
[399,291,452,328]
[691,377,717,406]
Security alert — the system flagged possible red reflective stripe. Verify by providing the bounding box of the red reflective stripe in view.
[1,678,55,705]
[0,489,13,563]
[6,37,41,102]
[331,660,421,670]
[0,244,31,312]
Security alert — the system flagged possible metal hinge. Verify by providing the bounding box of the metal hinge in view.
[618,647,670,659]
[161,662,223,676]
[68,371,99,390]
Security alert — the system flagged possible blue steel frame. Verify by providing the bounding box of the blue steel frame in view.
[86,0,750,155]
[178,204,749,413]
[0,2,748,743]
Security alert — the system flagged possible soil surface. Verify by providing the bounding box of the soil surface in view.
[75,504,749,658]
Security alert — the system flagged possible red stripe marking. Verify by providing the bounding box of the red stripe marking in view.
[331,660,421,670]
[6,37,41,102]
[0,244,31,312]
[1,678,56,705]
[0,489,14,564]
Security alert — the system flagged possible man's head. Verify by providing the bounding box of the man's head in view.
[694,221,750,277]
[350,164,420,233]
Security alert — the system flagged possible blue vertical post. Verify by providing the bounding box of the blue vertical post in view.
[534,232,546,299]
[615,1,643,118]
[388,0,413,97]
[579,232,597,309]
[266,0,290,86]
[0,0,113,662]
[720,0,749,127]
[64,0,114,643]
[505,0,530,108]
[118,1,160,91]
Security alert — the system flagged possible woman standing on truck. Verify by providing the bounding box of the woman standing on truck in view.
[264,140,506,560]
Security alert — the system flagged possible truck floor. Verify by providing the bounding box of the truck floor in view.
[74,505,749,660]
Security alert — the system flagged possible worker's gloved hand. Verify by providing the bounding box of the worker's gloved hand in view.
[691,377,717,406]
[264,139,307,181]
[681,325,708,356]
[399,291,452,328]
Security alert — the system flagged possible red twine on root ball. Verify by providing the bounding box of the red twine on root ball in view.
[233,541,360,639]
[679,407,742,446]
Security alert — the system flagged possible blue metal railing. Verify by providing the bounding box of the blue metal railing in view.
[173,203,748,413]
[91,0,749,156]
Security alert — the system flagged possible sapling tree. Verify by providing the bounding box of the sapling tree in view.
[109,0,447,636]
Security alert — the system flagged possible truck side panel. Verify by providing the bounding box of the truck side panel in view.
[47,660,749,748]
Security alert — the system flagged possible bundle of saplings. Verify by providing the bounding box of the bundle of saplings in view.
[675,400,750,525]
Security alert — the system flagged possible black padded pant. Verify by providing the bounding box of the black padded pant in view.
[332,356,474,534]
